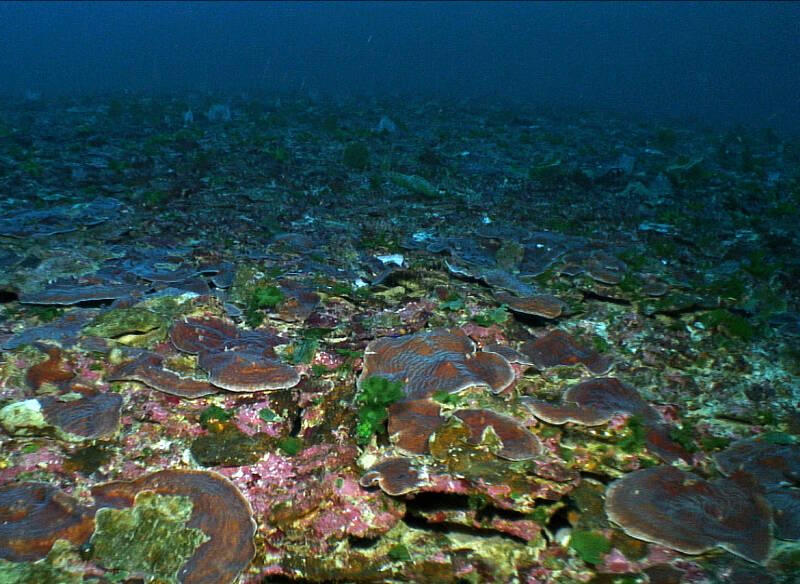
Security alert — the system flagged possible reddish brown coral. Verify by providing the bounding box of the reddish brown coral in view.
[39,391,122,439]
[452,409,542,461]
[764,490,800,541]
[715,439,800,491]
[605,466,772,564]
[482,343,534,365]
[170,317,241,355]
[19,279,142,305]
[521,378,638,425]
[359,328,515,400]
[3,311,96,351]
[642,281,669,297]
[0,482,95,561]
[519,330,613,374]
[359,457,424,496]
[25,346,75,389]
[172,316,285,356]
[560,249,626,285]
[585,250,627,285]
[276,281,320,322]
[198,349,300,392]
[715,438,800,540]
[130,262,200,283]
[586,265,623,285]
[108,351,219,398]
[387,399,445,454]
[521,377,689,462]
[169,317,298,392]
[494,291,567,320]
[91,469,256,584]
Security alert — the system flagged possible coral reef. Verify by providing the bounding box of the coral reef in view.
[0,93,798,582]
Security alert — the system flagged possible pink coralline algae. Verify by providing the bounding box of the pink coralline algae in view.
[221,445,403,553]
[311,349,345,371]
[414,508,542,542]
[279,474,403,541]
[0,447,66,484]
[233,399,287,437]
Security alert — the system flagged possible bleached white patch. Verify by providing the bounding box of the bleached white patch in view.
[376,254,404,267]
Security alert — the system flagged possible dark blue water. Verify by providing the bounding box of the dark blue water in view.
[1,1,798,132]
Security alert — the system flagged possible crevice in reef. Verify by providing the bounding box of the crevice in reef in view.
[581,471,614,486]
[579,471,613,486]
[0,289,19,303]
[401,512,530,544]
[260,576,337,584]
[542,495,591,541]
[581,290,632,306]
[289,407,303,438]
[347,534,381,549]
[70,298,119,308]
[405,492,529,521]
[400,493,532,543]
[646,304,708,318]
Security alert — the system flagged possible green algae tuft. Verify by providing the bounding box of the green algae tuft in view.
[355,376,405,445]
[569,530,611,565]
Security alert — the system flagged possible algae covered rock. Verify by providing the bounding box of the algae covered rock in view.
[0,540,86,584]
[90,492,210,583]
[0,399,48,436]
[82,305,170,346]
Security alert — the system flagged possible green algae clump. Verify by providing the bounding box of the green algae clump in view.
[288,337,319,365]
[355,376,405,445]
[617,415,647,454]
[244,285,285,328]
[251,285,284,308]
[697,309,755,341]
[569,530,611,565]
[198,405,232,431]
[90,492,210,583]
[343,142,370,170]
[387,544,411,562]
[386,171,438,198]
[278,436,303,456]
[471,305,509,327]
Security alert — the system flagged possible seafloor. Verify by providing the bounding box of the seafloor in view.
[0,94,798,584]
